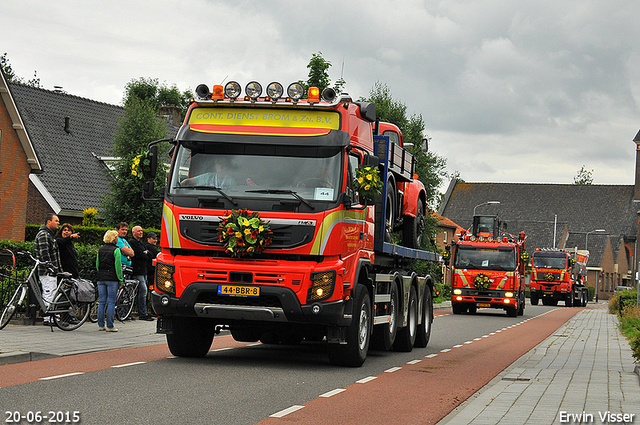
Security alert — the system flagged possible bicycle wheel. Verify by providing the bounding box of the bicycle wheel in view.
[88,302,99,323]
[0,285,26,330]
[52,293,90,331]
[115,285,135,321]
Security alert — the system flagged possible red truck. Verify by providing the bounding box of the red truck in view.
[142,81,439,366]
[444,215,527,317]
[529,248,589,307]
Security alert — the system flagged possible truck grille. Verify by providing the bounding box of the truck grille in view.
[180,220,314,248]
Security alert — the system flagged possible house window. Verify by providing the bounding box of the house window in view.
[443,231,447,243]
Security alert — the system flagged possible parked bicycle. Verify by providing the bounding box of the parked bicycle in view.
[88,266,140,323]
[0,251,93,331]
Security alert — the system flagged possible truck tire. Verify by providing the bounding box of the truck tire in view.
[414,285,433,348]
[384,178,396,242]
[566,291,573,307]
[166,317,215,358]
[582,290,588,307]
[530,293,539,305]
[371,281,399,351]
[328,284,371,367]
[452,304,464,314]
[402,198,424,249]
[517,292,525,316]
[507,306,517,317]
[394,286,417,352]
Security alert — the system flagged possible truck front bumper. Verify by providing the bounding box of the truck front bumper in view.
[152,283,349,326]
[452,288,519,310]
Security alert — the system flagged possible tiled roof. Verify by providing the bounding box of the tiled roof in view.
[439,180,638,267]
[10,83,124,213]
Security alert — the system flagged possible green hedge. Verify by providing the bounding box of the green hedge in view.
[25,224,160,246]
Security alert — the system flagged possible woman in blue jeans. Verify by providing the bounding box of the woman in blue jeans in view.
[95,230,124,332]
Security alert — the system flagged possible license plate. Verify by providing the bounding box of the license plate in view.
[218,285,260,297]
[477,303,491,308]
[543,291,554,296]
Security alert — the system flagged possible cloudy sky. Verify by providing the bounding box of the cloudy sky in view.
[3,0,640,189]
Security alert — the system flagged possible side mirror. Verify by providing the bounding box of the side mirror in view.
[421,138,429,153]
[142,181,155,200]
[144,145,158,180]
[363,154,379,167]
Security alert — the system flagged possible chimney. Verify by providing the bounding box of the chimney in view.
[634,129,640,200]
[158,105,182,127]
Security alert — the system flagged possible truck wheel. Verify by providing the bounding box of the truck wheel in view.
[402,198,424,249]
[394,286,417,352]
[166,317,215,357]
[414,285,433,348]
[452,304,464,314]
[371,281,399,350]
[566,292,573,307]
[582,291,588,307]
[384,178,396,242]
[530,293,539,305]
[517,293,525,316]
[507,307,517,317]
[328,284,371,367]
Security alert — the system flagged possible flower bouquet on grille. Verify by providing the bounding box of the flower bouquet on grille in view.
[473,273,491,290]
[218,209,273,257]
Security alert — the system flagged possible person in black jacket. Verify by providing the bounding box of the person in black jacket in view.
[56,223,80,278]
[129,226,153,321]
[96,230,123,332]
[143,232,160,288]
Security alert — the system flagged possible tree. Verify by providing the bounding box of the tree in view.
[300,52,346,96]
[360,82,448,280]
[1,53,41,87]
[101,78,182,228]
[574,165,594,185]
[361,81,448,213]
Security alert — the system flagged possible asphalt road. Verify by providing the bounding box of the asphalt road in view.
[0,304,575,424]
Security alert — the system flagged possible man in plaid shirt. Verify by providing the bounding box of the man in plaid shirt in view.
[34,213,62,324]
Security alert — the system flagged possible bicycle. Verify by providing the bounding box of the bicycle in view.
[0,251,92,331]
[88,266,139,323]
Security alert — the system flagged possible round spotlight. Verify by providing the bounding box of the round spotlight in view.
[322,87,337,102]
[266,82,284,100]
[245,81,262,100]
[195,84,211,100]
[287,82,304,101]
[224,81,241,99]
[160,295,170,306]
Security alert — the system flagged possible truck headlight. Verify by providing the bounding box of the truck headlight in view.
[307,270,336,302]
[453,289,462,295]
[156,263,175,295]
[505,292,514,298]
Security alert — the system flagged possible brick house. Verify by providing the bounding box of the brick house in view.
[0,72,42,240]
[438,136,640,300]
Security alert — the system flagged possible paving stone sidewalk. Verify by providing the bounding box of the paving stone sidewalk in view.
[439,306,639,425]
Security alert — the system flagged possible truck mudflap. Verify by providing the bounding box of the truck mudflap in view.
[151,283,348,326]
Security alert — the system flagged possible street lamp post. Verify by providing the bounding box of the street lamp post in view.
[473,201,500,216]
[585,229,605,251]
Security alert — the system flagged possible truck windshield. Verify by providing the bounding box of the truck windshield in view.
[454,246,515,271]
[168,142,343,202]
[532,255,567,269]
